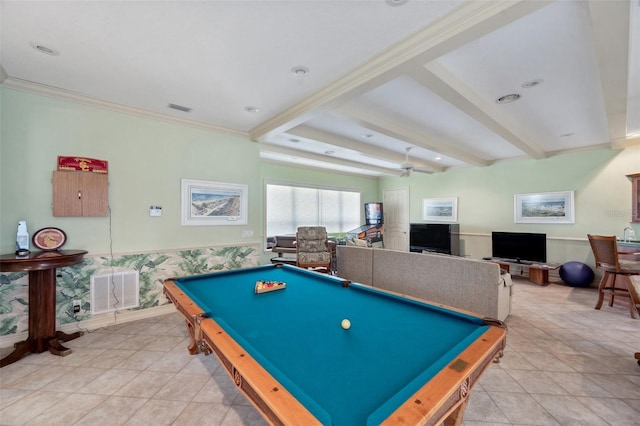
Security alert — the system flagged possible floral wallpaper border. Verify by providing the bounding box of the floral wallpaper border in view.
[0,244,260,337]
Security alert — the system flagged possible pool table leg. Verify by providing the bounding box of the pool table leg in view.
[183,314,212,356]
[185,319,199,355]
[443,399,468,426]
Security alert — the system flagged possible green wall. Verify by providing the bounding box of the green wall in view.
[379,146,640,265]
[1,87,263,254]
[2,86,639,270]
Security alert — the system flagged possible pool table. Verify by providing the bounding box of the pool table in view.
[164,264,506,425]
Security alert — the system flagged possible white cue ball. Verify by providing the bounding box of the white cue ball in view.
[341,319,351,330]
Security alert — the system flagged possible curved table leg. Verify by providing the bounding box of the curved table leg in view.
[0,330,85,367]
[47,338,73,357]
[56,330,84,342]
[0,340,34,367]
[48,330,85,356]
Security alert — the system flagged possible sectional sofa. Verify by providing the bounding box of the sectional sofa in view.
[336,245,513,321]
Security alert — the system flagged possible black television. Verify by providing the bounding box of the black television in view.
[409,223,460,255]
[364,202,383,225]
[491,231,546,264]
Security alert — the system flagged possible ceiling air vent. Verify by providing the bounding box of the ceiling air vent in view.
[168,103,192,113]
[495,94,521,104]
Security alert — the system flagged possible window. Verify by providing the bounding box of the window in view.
[265,183,361,239]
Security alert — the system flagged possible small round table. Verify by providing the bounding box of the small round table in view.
[0,249,88,367]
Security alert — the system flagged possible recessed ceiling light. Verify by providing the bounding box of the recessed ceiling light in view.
[386,0,409,6]
[291,66,310,76]
[522,79,543,88]
[29,42,60,56]
[325,150,335,155]
[289,138,300,143]
[495,93,521,104]
[435,156,442,161]
[244,106,260,113]
[362,134,374,139]
[168,103,192,113]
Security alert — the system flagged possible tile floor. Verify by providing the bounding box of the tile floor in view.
[0,276,639,425]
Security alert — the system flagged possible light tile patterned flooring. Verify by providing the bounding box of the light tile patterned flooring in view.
[1,276,639,425]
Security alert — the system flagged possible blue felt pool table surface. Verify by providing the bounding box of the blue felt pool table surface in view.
[170,264,501,425]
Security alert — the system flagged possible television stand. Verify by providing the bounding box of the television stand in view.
[488,258,560,285]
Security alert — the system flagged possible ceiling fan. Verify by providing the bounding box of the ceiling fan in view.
[400,147,433,177]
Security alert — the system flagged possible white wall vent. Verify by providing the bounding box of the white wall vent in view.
[90,271,140,315]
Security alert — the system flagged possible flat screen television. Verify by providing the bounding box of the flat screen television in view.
[364,202,383,225]
[491,231,546,264]
[409,223,460,255]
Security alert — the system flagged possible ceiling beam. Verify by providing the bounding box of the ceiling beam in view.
[336,104,488,167]
[587,0,630,144]
[260,144,400,176]
[412,63,546,159]
[287,125,444,172]
[249,0,551,143]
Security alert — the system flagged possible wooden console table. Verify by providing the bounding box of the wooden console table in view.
[490,259,560,285]
[0,249,88,367]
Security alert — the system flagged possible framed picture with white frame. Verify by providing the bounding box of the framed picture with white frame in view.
[422,197,458,222]
[514,191,574,224]
[181,179,248,226]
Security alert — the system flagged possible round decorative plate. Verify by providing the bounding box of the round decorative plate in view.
[32,227,67,251]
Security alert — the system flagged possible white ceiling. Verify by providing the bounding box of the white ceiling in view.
[1,0,638,177]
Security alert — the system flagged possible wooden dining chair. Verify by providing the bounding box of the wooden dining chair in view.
[630,277,640,365]
[587,234,640,318]
[296,226,332,274]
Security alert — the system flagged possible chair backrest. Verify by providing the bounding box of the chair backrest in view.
[296,226,328,253]
[587,234,619,269]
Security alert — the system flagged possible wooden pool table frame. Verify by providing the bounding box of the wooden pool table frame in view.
[164,274,506,426]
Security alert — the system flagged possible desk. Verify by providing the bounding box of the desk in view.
[164,264,506,425]
[490,259,559,285]
[0,250,87,367]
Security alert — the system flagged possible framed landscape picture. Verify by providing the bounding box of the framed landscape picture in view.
[422,197,458,222]
[514,191,574,224]
[181,179,248,226]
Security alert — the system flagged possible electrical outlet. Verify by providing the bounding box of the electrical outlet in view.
[73,299,81,314]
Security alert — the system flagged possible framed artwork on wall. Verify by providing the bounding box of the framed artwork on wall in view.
[422,197,458,222]
[181,179,248,226]
[514,191,574,224]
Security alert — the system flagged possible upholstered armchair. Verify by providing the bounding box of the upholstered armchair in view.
[296,226,332,273]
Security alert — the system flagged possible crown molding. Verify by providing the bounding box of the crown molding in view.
[1,77,247,136]
[0,65,8,84]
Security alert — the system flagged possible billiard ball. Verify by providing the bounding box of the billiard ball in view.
[341,319,351,330]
